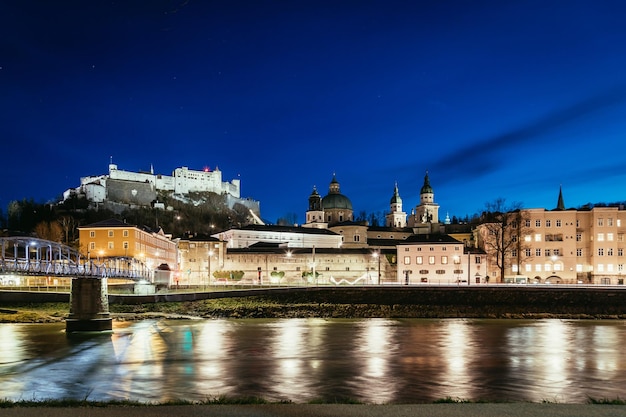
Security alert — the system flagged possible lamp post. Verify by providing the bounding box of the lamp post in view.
[372,251,381,285]
[207,249,214,290]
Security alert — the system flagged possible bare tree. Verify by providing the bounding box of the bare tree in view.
[34,221,63,242]
[477,198,532,283]
[57,216,77,245]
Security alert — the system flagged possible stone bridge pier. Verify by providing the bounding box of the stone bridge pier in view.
[66,277,112,333]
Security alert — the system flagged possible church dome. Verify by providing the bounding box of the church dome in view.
[420,172,433,194]
[322,193,353,210]
[390,183,402,204]
[322,174,353,210]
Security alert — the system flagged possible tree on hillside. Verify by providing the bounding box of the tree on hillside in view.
[34,221,63,242]
[476,198,532,283]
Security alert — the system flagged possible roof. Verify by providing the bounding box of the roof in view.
[78,218,136,228]
[399,233,462,245]
[231,224,340,236]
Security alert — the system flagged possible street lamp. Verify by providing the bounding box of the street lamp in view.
[372,251,381,285]
[207,249,214,289]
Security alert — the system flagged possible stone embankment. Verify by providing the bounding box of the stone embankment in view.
[3,286,626,322]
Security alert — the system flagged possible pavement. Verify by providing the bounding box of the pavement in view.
[2,404,626,417]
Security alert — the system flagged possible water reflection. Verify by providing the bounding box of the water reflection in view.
[1,319,625,404]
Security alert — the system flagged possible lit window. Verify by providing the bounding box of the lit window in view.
[535,234,541,242]
[512,265,518,272]
[576,264,583,272]
[545,263,551,271]
[608,233,614,241]
[404,256,411,265]
[597,233,604,242]
[416,256,423,265]
[429,256,435,265]
[525,264,532,272]
[535,264,542,272]
[608,264,614,272]
[598,264,604,272]
[525,236,532,242]
[554,263,562,271]
[441,256,448,264]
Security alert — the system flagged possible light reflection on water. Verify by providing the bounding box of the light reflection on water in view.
[1,319,625,404]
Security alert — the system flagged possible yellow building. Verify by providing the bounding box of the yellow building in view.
[78,218,178,277]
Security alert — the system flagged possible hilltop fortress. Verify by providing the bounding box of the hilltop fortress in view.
[64,160,259,214]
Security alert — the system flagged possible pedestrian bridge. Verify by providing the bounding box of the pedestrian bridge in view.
[0,237,151,280]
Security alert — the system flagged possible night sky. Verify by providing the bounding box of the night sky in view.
[3,1,626,224]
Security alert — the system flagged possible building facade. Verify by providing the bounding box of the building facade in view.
[77,218,178,281]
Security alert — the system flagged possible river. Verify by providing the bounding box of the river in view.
[1,318,625,404]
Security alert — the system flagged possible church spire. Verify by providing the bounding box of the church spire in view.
[556,185,565,210]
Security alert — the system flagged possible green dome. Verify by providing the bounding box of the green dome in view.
[420,172,433,194]
[322,193,353,210]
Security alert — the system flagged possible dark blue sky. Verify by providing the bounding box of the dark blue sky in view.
[3,0,626,224]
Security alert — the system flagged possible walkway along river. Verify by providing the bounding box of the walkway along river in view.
[1,318,625,404]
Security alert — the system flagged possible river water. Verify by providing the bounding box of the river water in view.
[1,318,625,404]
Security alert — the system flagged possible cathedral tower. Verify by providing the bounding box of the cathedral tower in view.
[386,182,407,227]
[408,171,440,226]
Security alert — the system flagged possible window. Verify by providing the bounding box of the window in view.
[428,256,436,265]
[619,234,624,242]
[354,235,360,242]
[123,241,129,249]
[608,248,614,256]
[577,248,583,257]
[536,220,541,227]
[576,264,583,272]
[404,256,411,265]
[123,230,129,237]
[436,270,445,274]
[417,247,422,252]
[419,269,429,274]
[599,248,604,256]
[556,219,562,227]
[608,233,614,241]
[546,219,551,227]
[453,256,461,264]
[536,249,541,256]
[525,249,532,257]
[598,218,604,227]
[512,265,519,272]
[597,233,605,242]
[608,218,614,226]
[429,247,435,251]
[89,242,95,250]
[576,220,580,227]
[525,220,531,227]
[404,247,410,252]
[441,256,448,264]
[416,256,423,265]
[511,221,518,228]
[553,249,560,256]
[619,248,624,257]
[525,264,532,272]
[525,235,532,242]
[475,256,481,264]
[598,264,604,272]
[545,249,551,257]
[511,249,517,257]
[512,235,518,242]
[576,233,582,242]
[535,234,542,242]
[90,231,95,238]
[619,264,624,272]
[535,264,542,272]
[108,242,114,249]
[108,230,114,237]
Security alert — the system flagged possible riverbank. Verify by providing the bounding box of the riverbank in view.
[3,286,626,323]
[1,403,626,417]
